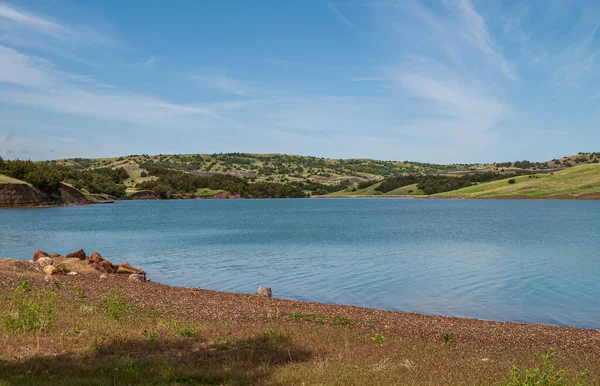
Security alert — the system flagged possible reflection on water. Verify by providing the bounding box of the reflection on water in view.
[1,198,600,328]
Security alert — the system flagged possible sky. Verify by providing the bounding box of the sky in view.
[0,0,599,163]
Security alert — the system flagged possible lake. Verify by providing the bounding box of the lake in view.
[1,198,599,329]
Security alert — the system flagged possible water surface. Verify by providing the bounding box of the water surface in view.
[1,199,599,328]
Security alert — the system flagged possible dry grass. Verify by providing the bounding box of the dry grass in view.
[0,260,598,385]
[0,174,28,184]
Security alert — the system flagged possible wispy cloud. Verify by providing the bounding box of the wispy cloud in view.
[327,1,357,30]
[0,43,223,128]
[554,24,599,87]
[445,0,518,81]
[141,56,159,67]
[193,74,251,95]
[0,3,68,38]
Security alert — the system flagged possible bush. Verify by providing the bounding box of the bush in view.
[508,179,516,184]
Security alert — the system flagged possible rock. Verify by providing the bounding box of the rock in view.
[99,273,108,279]
[66,249,86,260]
[89,251,104,263]
[128,274,146,282]
[258,286,272,297]
[44,275,52,282]
[36,256,53,267]
[33,250,50,261]
[66,271,78,276]
[116,262,146,276]
[43,265,60,275]
[98,260,114,273]
[50,253,62,258]
[0,182,53,208]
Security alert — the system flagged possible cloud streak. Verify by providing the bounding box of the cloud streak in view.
[327,1,357,30]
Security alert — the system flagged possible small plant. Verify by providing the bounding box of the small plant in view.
[74,325,81,334]
[105,295,133,321]
[56,264,69,273]
[505,348,589,386]
[372,333,385,346]
[75,286,86,298]
[508,178,516,184]
[333,316,352,326]
[142,330,158,342]
[2,280,57,332]
[172,319,199,337]
[79,305,94,316]
[443,332,456,346]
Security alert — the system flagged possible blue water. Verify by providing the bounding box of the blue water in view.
[1,199,599,329]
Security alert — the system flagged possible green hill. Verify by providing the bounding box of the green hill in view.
[435,164,600,198]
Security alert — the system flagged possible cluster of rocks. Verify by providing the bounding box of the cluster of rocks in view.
[33,249,147,283]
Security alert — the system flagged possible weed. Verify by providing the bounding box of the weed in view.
[105,295,133,321]
[504,348,589,386]
[56,264,69,273]
[75,286,86,298]
[79,305,94,316]
[372,333,385,346]
[142,330,158,342]
[443,332,456,346]
[172,319,199,337]
[74,325,81,334]
[282,312,356,326]
[333,316,353,326]
[2,280,57,332]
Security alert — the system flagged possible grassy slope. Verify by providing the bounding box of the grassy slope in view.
[327,182,424,197]
[328,182,385,196]
[436,164,600,198]
[0,174,28,184]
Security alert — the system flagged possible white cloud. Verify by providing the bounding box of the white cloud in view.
[193,74,251,95]
[0,3,68,38]
[445,0,518,81]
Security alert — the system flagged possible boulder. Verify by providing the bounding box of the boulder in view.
[258,286,272,298]
[89,251,104,263]
[116,262,146,276]
[128,274,146,283]
[66,249,86,260]
[36,256,53,267]
[33,250,50,261]
[43,265,60,275]
[50,253,62,258]
[98,260,114,273]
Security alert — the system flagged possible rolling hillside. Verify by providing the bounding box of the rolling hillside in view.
[435,164,600,199]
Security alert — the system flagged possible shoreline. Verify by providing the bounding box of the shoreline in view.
[2,257,599,384]
[2,192,600,209]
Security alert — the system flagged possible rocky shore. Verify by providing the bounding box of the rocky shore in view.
[1,254,599,384]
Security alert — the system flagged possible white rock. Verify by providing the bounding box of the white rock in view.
[99,273,108,279]
[37,257,53,267]
[258,286,272,297]
[67,271,78,276]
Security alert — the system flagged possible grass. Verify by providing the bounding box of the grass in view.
[0,174,28,184]
[195,188,225,197]
[436,164,600,198]
[0,271,598,385]
[328,182,385,196]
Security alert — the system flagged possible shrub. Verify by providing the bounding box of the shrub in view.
[2,281,57,332]
[508,179,516,184]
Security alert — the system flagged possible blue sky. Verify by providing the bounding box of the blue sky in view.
[0,0,598,163]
